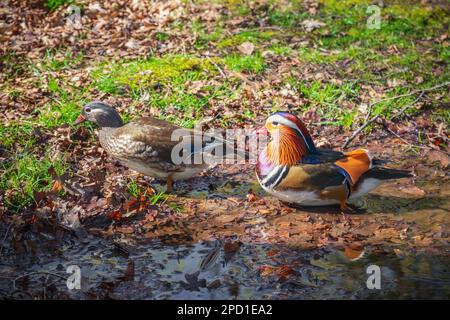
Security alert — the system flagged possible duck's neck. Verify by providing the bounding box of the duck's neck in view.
[98,126,119,150]
[266,130,307,166]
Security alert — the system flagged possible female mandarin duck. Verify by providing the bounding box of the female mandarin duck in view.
[74,101,231,192]
[256,112,411,212]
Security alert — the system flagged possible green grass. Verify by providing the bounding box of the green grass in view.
[38,101,82,128]
[268,7,307,28]
[292,80,361,128]
[91,55,240,127]
[217,30,276,48]
[269,44,292,56]
[0,153,67,210]
[127,180,167,204]
[46,0,72,11]
[126,180,176,207]
[191,21,224,48]
[92,55,217,95]
[41,49,84,71]
[224,54,266,74]
[0,123,36,150]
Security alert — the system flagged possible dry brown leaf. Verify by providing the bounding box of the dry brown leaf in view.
[399,185,426,198]
[427,150,450,169]
[238,42,255,55]
[343,243,365,261]
[216,215,237,224]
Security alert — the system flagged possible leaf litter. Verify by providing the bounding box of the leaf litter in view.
[0,0,449,299]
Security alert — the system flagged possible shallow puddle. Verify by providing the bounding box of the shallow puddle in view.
[1,237,449,299]
[1,161,449,299]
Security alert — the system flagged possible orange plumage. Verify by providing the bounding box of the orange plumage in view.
[334,149,371,186]
[267,127,307,166]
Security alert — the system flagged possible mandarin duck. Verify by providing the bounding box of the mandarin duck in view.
[255,112,411,212]
[74,101,234,192]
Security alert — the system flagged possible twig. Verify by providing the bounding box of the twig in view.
[382,123,442,153]
[342,114,380,149]
[342,82,450,149]
[381,122,416,147]
[390,91,425,121]
[207,57,226,78]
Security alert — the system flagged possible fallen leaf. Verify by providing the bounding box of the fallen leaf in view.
[259,265,275,277]
[343,244,365,261]
[51,180,64,192]
[107,210,122,222]
[301,19,325,32]
[238,41,254,55]
[246,190,257,202]
[399,185,426,198]
[427,150,450,169]
[276,265,295,279]
[224,241,242,262]
[216,215,236,224]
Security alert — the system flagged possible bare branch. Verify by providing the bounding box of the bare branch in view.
[342,82,450,149]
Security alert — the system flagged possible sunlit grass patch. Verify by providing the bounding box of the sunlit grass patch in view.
[91,55,240,127]
[36,75,88,128]
[92,55,217,95]
[46,0,72,11]
[224,53,266,74]
[217,30,276,48]
[126,179,181,210]
[0,123,36,150]
[38,101,82,128]
[148,82,236,127]
[320,0,372,13]
[291,80,361,128]
[317,0,448,51]
[41,49,84,71]
[384,4,447,29]
[268,44,292,56]
[0,152,67,210]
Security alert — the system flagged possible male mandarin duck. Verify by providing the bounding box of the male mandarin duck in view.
[74,101,232,192]
[255,112,411,212]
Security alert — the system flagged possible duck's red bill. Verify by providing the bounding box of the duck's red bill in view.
[74,114,86,125]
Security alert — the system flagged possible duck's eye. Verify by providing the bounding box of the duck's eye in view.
[85,107,92,113]
[272,121,279,126]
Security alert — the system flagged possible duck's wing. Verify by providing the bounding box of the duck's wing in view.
[109,118,196,169]
[273,149,410,202]
[280,148,372,188]
[275,162,348,190]
[333,149,373,186]
[111,117,235,168]
[309,148,410,186]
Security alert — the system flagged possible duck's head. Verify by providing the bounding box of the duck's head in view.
[74,101,123,128]
[256,111,316,165]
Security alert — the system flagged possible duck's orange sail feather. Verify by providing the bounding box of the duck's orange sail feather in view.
[334,149,371,185]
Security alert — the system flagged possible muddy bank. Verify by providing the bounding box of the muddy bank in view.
[1,148,449,299]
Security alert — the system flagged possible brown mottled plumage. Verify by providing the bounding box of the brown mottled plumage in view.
[75,102,209,191]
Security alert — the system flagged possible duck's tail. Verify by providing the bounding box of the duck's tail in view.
[364,167,413,180]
